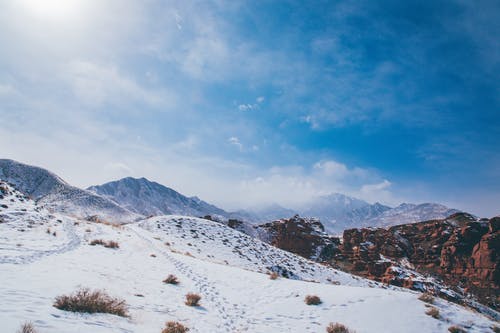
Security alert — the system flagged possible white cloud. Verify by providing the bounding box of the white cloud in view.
[314,160,348,177]
[228,136,243,151]
[64,60,169,108]
[238,104,254,111]
[358,180,394,204]
[256,96,265,103]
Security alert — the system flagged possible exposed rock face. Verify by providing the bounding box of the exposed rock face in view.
[255,212,499,311]
[255,215,340,261]
[338,213,499,310]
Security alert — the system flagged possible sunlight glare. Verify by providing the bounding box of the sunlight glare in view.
[20,0,86,21]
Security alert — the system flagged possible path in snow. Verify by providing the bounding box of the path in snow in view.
[130,223,252,332]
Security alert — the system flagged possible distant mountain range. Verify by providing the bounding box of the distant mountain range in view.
[294,193,460,234]
[0,158,461,232]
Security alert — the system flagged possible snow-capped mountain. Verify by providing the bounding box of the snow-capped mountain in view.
[87,177,228,218]
[296,193,391,233]
[249,193,460,234]
[364,202,460,228]
[0,159,140,223]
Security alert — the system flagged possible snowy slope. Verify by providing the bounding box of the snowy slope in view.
[1,182,498,333]
[0,159,140,223]
[137,215,365,285]
[88,177,228,218]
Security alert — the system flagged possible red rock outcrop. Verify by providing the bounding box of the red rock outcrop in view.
[256,215,340,261]
[337,213,499,310]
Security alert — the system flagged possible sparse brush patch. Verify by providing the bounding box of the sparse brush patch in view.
[150,253,157,257]
[53,288,128,317]
[89,239,105,246]
[85,228,92,233]
[162,321,190,333]
[104,240,119,249]
[89,239,119,248]
[163,274,179,285]
[46,228,51,234]
[326,322,354,333]
[305,295,322,305]
[425,307,440,319]
[418,292,435,304]
[269,272,279,280]
[17,322,37,333]
[448,325,466,333]
[185,293,201,306]
[492,326,500,333]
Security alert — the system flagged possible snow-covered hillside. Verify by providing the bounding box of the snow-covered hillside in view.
[88,177,227,218]
[1,181,498,333]
[0,159,140,223]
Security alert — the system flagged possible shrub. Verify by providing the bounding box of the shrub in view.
[162,321,190,333]
[425,307,440,319]
[326,322,354,333]
[104,240,119,249]
[54,288,128,317]
[305,295,322,305]
[17,322,37,333]
[89,239,105,246]
[418,292,435,304]
[492,326,500,333]
[269,272,279,280]
[448,326,466,333]
[89,239,119,248]
[185,293,201,306]
[163,274,179,285]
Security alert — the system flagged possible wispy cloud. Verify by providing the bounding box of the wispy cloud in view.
[64,60,170,108]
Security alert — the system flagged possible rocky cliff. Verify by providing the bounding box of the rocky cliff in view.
[338,213,499,310]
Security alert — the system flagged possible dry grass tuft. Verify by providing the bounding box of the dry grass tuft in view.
[17,322,37,333]
[163,274,179,285]
[418,292,435,304]
[161,321,190,333]
[185,293,201,306]
[89,239,119,248]
[269,272,279,280]
[326,322,354,333]
[53,288,128,317]
[305,295,322,305]
[448,325,466,333]
[89,239,105,246]
[425,307,440,319]
[104,240,119,248]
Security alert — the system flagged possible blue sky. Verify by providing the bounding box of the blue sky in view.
[0,0,498,216]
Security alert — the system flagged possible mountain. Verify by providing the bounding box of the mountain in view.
[0,159,140,223]
[87,177,228,218]
[248,193,460,234]
[296,193,391,233]
[365,202,460,228]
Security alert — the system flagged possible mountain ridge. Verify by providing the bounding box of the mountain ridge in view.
[0,159,140,223]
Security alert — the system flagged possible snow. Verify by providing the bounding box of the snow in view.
[0,182,498,333]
